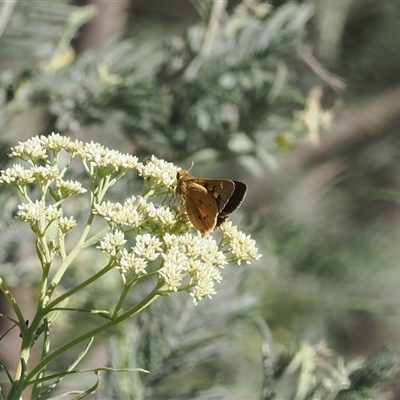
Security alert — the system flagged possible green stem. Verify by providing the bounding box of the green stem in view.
[111,276,139,321]
[26,279,163,383]
[47,223,90,290]
[7,311,43,399]
[0,279,26,331]
[3,253,51,398]
[114,279,163,324]
[7,357,27,400]
[45,259,115,313]
[58,232,67,260]
[46,222,109,298]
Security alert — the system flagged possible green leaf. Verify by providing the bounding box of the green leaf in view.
[37,337,95,398]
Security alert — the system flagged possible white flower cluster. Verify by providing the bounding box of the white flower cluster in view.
[17,200,63,225]
[57,179,87,197]
[1,133,262,305]
[93,196,183,234]
[137,155,180,188]
[11,133,83,161]
[57,216,78,234]
[98,229,233,303]
[96,220,261,303]
[40,133,81,154]
[220,221,261,264]
[93,196,148,229]
[0,164,35,185]
[117,249,148,275]
[82,141,140,173]
[10,136,48,162]
[133,234,163,260]
[31,165,60,185]
[146,203,178,229]
[102,232,163,274]
[0,164,86,198]
[161,232,228,303]
[1,134,182,195]
[5,133,143,178]
[97,229,127,256]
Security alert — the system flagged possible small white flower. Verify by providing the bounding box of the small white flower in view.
[163,232,202,258]
[199,237,227,267]
[83,141,115,170]
[159,232,228,302]
[188,260,222,289]
[133,234,162,261]
[117,248,148,274]
[10,136,48,162]
[0,164,35,185]
[162,232,181,248]
[82,142,140,173]
[123,196,149,227]
[219,221,238,239]
[40,133,72,152]
[221,221,261,264]
[93,201,123,223]
[39,132,84,155]
[146,203,179,230]
[17,200,47,223]
[32,165,60,184]
[159,248,188,291]
[57,179,87,198]
[191,275,217,304]
[57,216,77,234]
[17,200,62,226]
[229,231,261,264]
[97,229,127,255]
[44,204,63,223]
[93,196,147,228]
[117,153,140,169]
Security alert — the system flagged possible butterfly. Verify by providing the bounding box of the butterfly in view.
[174,170,247,235]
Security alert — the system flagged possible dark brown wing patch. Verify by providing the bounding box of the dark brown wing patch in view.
[216,181,247,228]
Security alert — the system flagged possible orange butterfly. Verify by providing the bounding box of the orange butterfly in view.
[174,170,247,235]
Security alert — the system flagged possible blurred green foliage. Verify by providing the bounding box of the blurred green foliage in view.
[1,0,400,399]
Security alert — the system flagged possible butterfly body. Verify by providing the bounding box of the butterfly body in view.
[174,170,247,235]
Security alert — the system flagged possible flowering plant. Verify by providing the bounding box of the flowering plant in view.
[0,133,260,399]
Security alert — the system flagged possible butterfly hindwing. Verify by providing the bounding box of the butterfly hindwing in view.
[216,181,248,228]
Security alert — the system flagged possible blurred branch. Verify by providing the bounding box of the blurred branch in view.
[185,0,227,80]
[300,45,346,93]
[268,84,400,186]
[75,0,130,53]
[45,4,97,72]
[255,317,276,400]
[0,0,16,38]
[246,86,400,209]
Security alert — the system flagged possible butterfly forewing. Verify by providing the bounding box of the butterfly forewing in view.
[200,179,236,212]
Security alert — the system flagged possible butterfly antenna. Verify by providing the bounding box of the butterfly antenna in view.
[188,160,195,172]
[142,156,151,164]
